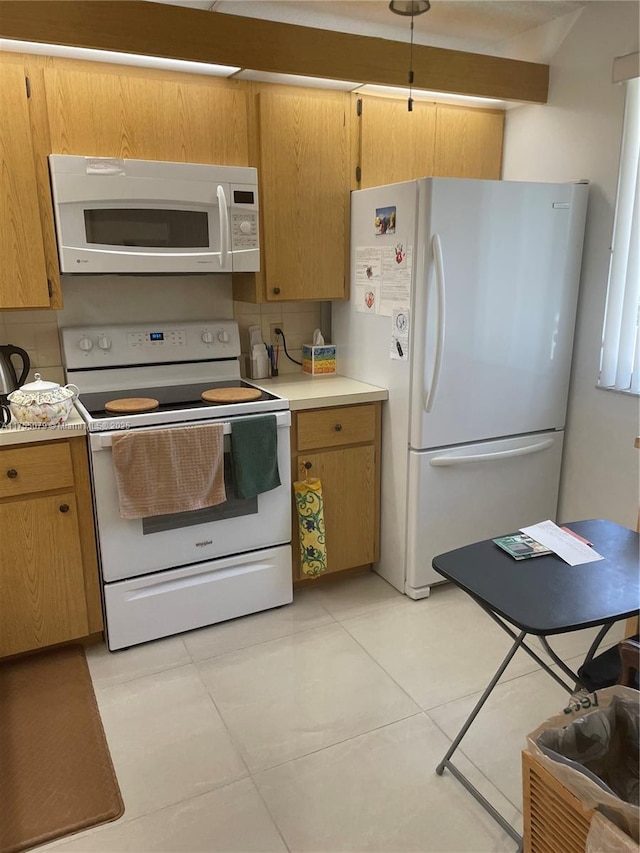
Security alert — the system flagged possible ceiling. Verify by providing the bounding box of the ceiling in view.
[155,0,589,57]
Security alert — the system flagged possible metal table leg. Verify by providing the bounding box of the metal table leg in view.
[434,608,602,849]
[436,630,527,847]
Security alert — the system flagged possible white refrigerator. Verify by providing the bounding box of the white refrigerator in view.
[332,177,588,598]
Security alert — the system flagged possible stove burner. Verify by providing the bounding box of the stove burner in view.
[201,388,262,404]
[104,397,160,414]
[79,380,280,419]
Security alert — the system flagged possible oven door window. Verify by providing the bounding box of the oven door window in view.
[84,208,210,248]
[142,438,257,535]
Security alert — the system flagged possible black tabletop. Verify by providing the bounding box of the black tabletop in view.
[432,519,640,635]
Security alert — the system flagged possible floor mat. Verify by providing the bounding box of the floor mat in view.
[0,644,124,852]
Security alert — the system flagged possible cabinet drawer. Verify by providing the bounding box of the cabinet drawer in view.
[297,405,377,450]
[0,441,74,498]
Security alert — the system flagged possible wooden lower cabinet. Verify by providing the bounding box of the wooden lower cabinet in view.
[291,402,381,584]
[0,436,102,657]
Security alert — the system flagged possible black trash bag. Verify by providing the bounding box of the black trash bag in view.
[578,634,640,692]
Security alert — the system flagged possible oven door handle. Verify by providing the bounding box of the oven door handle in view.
[94,423,231,449]
[90,411,291,450]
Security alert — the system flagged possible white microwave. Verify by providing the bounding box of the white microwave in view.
[48,155,259,274]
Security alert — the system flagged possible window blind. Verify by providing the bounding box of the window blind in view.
[600,75,640,394]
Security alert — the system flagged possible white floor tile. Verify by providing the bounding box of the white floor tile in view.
[314,571,409,621]
[254,714,519,852]
[86,635,191,689]
[428,666,572,810]
[40,779,287,852]
[342,591,539,709]
[183,590,334,662]
[95,665,248,820]
[197,623,420,772]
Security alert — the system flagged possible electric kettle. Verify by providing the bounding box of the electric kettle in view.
[0,345,30,398]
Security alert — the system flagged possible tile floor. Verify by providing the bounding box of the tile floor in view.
[40,573,625,853]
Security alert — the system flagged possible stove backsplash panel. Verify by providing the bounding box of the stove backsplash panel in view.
[0,274,323,383]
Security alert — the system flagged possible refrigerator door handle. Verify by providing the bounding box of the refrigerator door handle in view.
[425,234,446,413]
[429,438,555,467]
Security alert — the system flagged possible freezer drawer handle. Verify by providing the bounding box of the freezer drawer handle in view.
[425,234,446,413]
[429,438,554,467]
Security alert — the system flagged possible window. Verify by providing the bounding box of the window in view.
[599,73,639,394]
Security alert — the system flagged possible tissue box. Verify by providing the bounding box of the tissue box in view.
[302,344,336,376]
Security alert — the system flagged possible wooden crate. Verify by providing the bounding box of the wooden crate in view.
[522,749,595,853]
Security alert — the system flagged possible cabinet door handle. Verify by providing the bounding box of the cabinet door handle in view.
[304,461,312,470]
[273,287,281,295]
[6,468,17,479]
[59,504,70,513]
[334,424,343,432]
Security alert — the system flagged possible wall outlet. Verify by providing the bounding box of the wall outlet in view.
[270,323,284,346]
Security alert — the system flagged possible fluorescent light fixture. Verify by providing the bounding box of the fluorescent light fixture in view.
[355,83,507,108]
[0,39,240,76]
[233,69,361,91]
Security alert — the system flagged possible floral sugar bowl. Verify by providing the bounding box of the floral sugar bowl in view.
[7,373,80,427]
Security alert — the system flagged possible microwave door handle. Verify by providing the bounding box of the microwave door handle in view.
[217,185,230,269]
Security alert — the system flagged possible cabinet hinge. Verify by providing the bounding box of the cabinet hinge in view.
[47,278,53,298]
[355,166,362,183]
[25,76,31,98]
[356,98,363,117]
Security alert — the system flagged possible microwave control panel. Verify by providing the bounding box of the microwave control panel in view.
[231,212,258,251]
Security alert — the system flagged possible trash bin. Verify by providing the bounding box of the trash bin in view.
[522,686,639,852]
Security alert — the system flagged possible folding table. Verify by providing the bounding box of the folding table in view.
[431,519,640,850]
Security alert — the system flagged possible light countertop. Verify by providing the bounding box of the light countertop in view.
[250,373,388,411]
[0,376,388,446]
[0,407,87,447]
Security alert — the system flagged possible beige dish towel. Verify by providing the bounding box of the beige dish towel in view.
[111,424,226,519]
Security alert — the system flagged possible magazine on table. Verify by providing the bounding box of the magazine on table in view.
[492,534,553,560]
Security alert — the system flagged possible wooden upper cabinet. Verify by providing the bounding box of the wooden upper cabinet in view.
[433,105,504,179]
[355,96,504,187]
[359,96,436,188]
[243,87,350,302]
[44,63,249,165]
[0,60,52,309]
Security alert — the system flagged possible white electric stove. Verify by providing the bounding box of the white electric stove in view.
[61,320,292,650]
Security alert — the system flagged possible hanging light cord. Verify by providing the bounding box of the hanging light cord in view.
[389,0,431,112]
[408,12,415,111]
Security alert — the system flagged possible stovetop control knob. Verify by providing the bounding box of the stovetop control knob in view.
[97,335,112,351]
[78,337,93,352]
[201,330,214,344]
[217,330,230,343]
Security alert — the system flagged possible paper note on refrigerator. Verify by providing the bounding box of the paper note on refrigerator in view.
[379,245,412,317]
[354,247,382,313]
[519,520,604,566]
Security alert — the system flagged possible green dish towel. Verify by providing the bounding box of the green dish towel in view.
[231,415,281,500]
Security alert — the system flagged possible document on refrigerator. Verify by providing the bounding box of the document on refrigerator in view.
[519,520,604,566]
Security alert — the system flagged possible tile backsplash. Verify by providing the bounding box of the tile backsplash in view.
[0,311,66,386]
[234,299,323,376]
[0,276,326,386]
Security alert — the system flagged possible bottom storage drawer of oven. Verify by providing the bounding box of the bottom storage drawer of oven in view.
[103,544,292,650]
